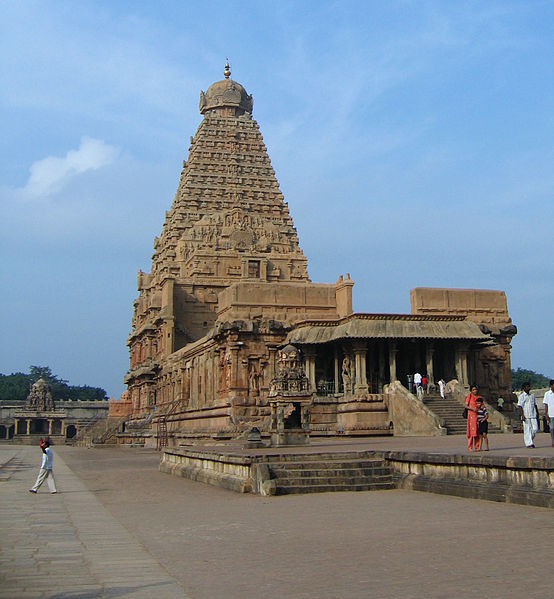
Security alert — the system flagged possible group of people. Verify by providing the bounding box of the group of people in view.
[410,373,447,399]
[516,379,554,448]
[465,379,554,450]
[464,385,490,451]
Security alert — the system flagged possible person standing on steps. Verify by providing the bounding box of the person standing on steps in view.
[517,382,538,448]
[465,384,481,451]
[29,437,57,494]
[422,374,428,395]
[438,378,446,399]
[542,379,554,447]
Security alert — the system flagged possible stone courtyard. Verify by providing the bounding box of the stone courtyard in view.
[1,437,552,599]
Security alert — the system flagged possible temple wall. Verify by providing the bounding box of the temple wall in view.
[108,398,133,419]
[410,287,511,326]
[217,281,339,322]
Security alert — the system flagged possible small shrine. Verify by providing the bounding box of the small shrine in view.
[268,345,314,446]
[13,379,67,443]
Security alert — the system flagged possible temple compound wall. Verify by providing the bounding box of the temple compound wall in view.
[121,64,516,445]
[0,379,109,443]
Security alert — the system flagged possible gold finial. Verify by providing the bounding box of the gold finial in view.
[224,59,231,79]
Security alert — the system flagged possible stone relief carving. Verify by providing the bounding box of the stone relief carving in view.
[26,379,55,411]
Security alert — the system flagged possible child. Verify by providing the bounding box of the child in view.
[476,398,489,451]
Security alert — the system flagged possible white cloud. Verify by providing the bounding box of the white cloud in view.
[21,137,120,199]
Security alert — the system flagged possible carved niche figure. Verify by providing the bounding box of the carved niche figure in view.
[225,351,233,389]
[248,363,261,396]
[342,356,352,395]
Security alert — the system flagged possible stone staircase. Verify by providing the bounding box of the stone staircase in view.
[265,454,397,495]
[422,394,501,435]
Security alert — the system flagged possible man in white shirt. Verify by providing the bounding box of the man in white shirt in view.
[29,438,57,494]
[413,373,422,400]
[517,382,538,448]
[543,379,554,447]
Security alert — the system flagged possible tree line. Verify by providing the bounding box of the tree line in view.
[0,366,108,402]
[511,368,551,391]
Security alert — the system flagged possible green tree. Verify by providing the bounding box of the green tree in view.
[0,372,30,401]
[511,368,551,391]
[0,366,108,402]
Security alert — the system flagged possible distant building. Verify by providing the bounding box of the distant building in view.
[123,64,516,444]
[0,378,109,443]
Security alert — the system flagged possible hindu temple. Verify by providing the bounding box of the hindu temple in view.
[120,63,516,445]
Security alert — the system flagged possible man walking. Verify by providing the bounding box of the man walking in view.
[517,382,538,448]
[29,437,57,494]
[543,379,554,447]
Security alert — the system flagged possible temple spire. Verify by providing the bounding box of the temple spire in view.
[224,59,231,79]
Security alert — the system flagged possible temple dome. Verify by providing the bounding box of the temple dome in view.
[199,62,253,116]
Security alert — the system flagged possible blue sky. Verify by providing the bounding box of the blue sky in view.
[1,0,553,398]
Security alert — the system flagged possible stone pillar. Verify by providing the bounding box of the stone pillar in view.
[461,350,469,387]
[191,361,198,406]
[334,347,340,395]
[48,419,53,435]
[455,348,469,387]
[304,348,316,392]
[229,345,241,390]
[26,419,31,435]
[378,343,386,392]
[425,346,435,386]
[267,346,277,383]
[388,343,398,383]
[353,342,368,394]
[207,355,213,402]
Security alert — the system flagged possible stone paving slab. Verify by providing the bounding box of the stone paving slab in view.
[2,440,554,599]
[0,446,190,599]
[60,444,554,599]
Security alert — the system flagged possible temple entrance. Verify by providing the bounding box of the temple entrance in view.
[315,345,336,396]
[30,419,48,434]
[433,342,457,383]
[284,404,302,429]
[66,424,77,439]
[0,425,13,440]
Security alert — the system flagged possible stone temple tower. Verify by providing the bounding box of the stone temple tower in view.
[126,63,322,418]
[123,64,514,443]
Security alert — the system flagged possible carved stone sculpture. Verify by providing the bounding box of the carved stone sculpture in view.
[25,379,55,412]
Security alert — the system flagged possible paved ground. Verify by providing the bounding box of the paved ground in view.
[1,435,552,599]
[174,428,554,457]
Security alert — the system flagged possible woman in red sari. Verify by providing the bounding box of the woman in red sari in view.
[465,384,481,451]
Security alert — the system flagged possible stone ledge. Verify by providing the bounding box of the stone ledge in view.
[159,460,251,493]
[378,450,554,471]
[398,474,553,508]
[159,446,553,507]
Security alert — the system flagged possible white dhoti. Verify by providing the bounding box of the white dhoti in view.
[523,418,538,447]
[31,468,57,493]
